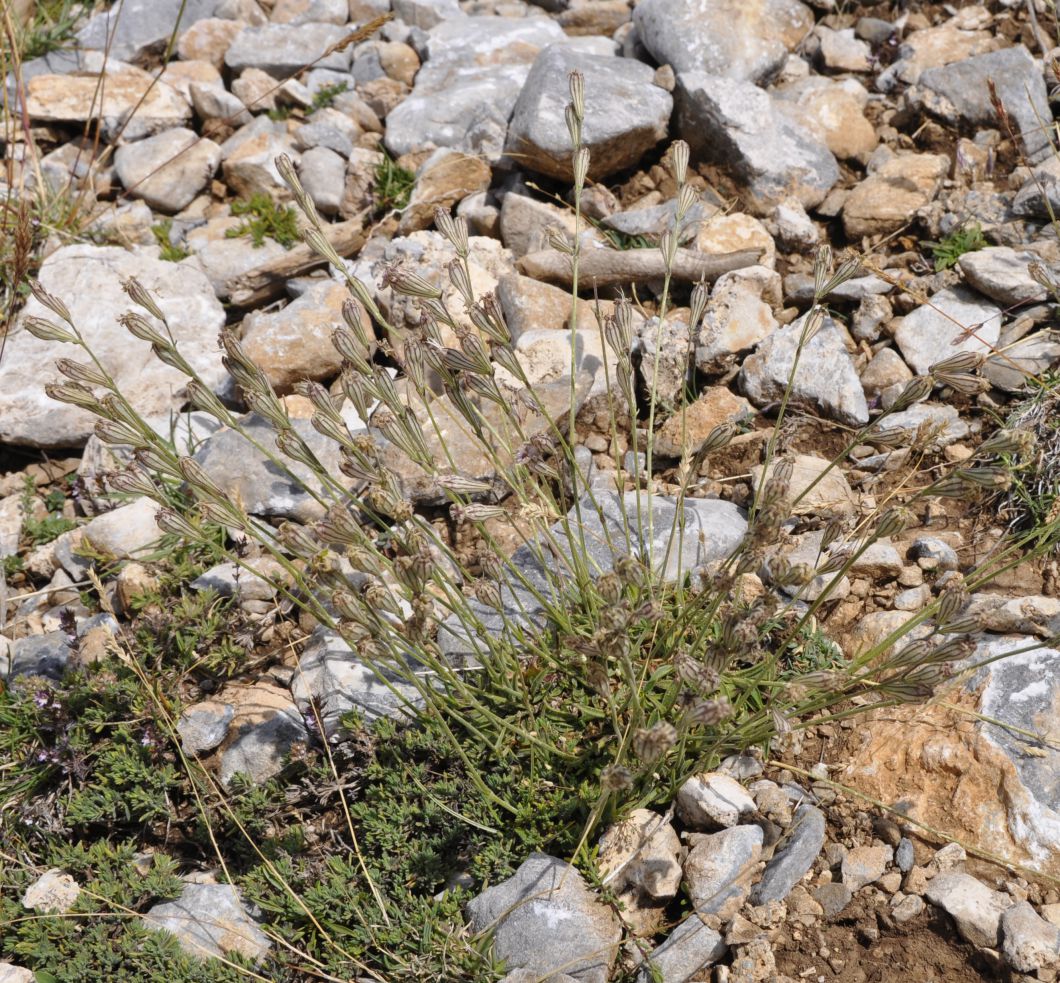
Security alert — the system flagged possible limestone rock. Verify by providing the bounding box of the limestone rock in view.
[77,0,222,62]
[145,881,271,961]
[696,265,782,372]
[677,772,756,829]
[22,870,81,913]
[1001,901,1060,972]
[218,682,308,786]
[684,824,764,918]
[654,387,754,458]
[892,286,1001,376]
[957,247,1049,307]
[750,804,826,904]
[740,313,868,426]
[634,0,814,84]
[506,45,671,182]
[843,152,949,239]
[676,72,839,209]
[225,22,351,76]
[467,853,622,983]
[0,244,226,448]
[114,127,221,213]
[399,148,491,233]
[925,872,1011,947]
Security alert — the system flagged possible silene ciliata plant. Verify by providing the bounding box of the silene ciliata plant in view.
[22,70,1058,896]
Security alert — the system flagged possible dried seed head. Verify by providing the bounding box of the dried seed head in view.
[108,467,163,501]
[121,277,167,323]
[279,521,321,558]
[936,585,967,624]
[382,265,442,300]
[435,208,469,258]
[94,419,144,446]
[632,721,677,763]
[675,652,719,693]
[568,69,585,122]
[689,281,709,332]
[573,147,591,191]
[930,471,971,498]
[600,764,634,792]
[961,466,1011,491]
[676,182,698,221]
[474,580,502,609]
[930,352,984,376]
[318,506,363,546]
[155,507,202,540]
[812,244,833,298]
[937,615,981,635]
[29,280,73,323]
[979,429,1033,457]
[23,316,77,344]
[935,372,986,395]
[586,662,612,698]
[447,258,475,308]
[45,382,99,412]
[873,506,915,540]
[120,312,170,348]
[670,139,690,186]
[684,696,732,727]
[799,306,826,346]
[596,572,623,604]
[868,425,908,449]
[615,554,649,589]
[891,375,934,411]
[451,503,507,523]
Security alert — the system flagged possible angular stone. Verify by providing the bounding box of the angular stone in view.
[740,313,868,425]
[78,0,221,61]
[1001,901,1060,972]
[636,913,727,983]
[918,47,1051,161]
[813,882,852,919]
[892,286,1001,376]
[751,453,856,517]
[0,244,226,448]
[225,22,351,76]
[191,414,352,522]
[81,498,162,559]
[218,682,308,785]
[506,45,671,182]
[189,81,252,126]
[467,853,622,983]
[290,626,424,737]
[684,824,764,918]
[677,772,756,829]
[222,126,300,199]
[879,404,970,448]
[957,247,1049,307]
[654,388,754,459]
[145,882,271,961]
[177,701,235,755]
[841,845,893,892]
[26,70,191,141]
[676,72,838,209]
[634,0,813,84]
[773,76,877,163]
[177,17,244,68]
[696,265,781,372]
[843,152,948,239]
[115,127,221,214]
[750,804,826,904]
[297,145,346,216]
[926,872,1011,947]
[399,148,491,234]
[22,869,81,913]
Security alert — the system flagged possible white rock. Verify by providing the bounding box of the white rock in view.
[0,245,227,447]
[926,872,1012,947]
[114,127,221,213]
[676,772,756,829]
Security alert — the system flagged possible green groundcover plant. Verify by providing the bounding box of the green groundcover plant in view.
[3,71,1058,982]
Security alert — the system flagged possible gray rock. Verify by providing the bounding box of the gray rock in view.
[636,912,727,983]
[393,0,465,28]
[892,286,1001,377]
[696,266,781,372]
[191,562,281,601]
[221,124,300,199]
[634,0,813,84]
[918,47,1051,161]
[740,313,868,426]
[273,0,348,24]
[0,964,34,983]
[21,869,80,913]
[467,853,622,983]
[189,82,251,127]
[219,686,308,785]
[813,882,852,919]
[893,894,925,922]
[80,498,162,559]
[114,127,221,213]
[386,18,565,160]
[7,615,119,683]
[225,23,351,77]
[896,838,915,873]
[677,772,757,829]
[841,844,893,892]
[750,805,826,904]
[290,626,425,736]
[0,244,226,448]
[964,595,1060,639]
[298,146,346,216]
[438,492,747,660]
[177,701,235,755]
[145,882,271,961]
[957,247,1049,307]
[986,335,1060,393]
[684,825,764,917]
[782,272,893,305]
[910,537,959,572]
[506,45,671,181]
[877,404,970,448]
[191,414,350,522]
[675,72,839,209]
[1012,155,1060,219]
[1001,901,1060,972]
[604,199,719,238]
[926,871,1011,947]
[77,0,221,61]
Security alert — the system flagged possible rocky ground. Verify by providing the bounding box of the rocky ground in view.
[4,0,1060,980]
